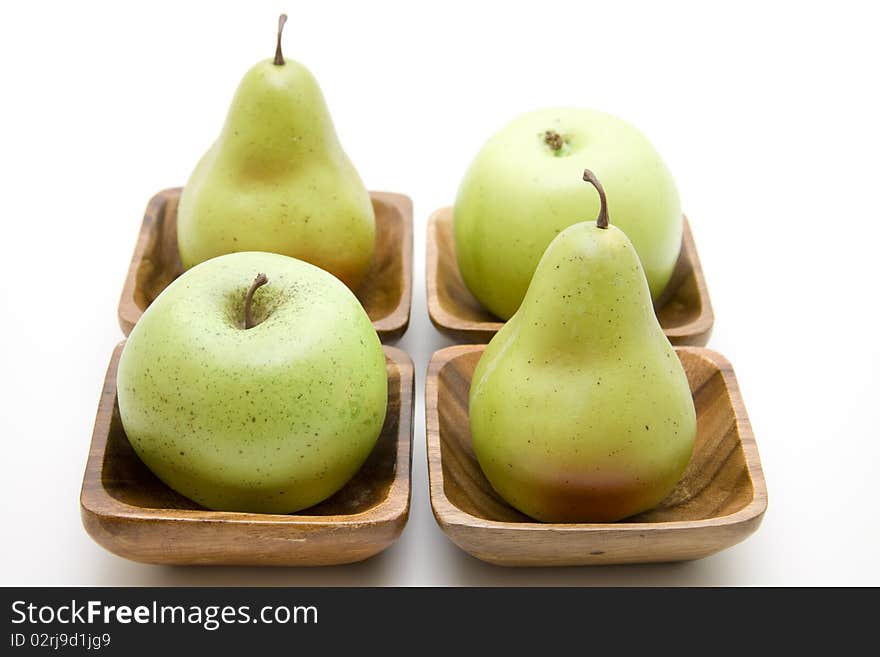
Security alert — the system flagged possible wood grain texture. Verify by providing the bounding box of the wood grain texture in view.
[426,207,714,345]
[118,188,413,342]
[425,345,766,566]
[80,343,414,566]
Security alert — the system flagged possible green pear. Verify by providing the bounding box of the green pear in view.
[469,171,696,523]
[116,251,388,514]
[177,15,376,290]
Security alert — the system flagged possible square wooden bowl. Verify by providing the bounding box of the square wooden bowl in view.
[81,343,414,566]
[425,344,766,566]
[119,188,413,343]
[426,208,714,345]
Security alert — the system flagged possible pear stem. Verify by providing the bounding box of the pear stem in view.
[274,14,288,65]
[244,273,269,329]
[582,169,609,229]
[544,130,564,152]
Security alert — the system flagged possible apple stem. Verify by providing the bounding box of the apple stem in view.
[274,14,288,65]
[544,130,564,152]
[244,273,269,329]
[582,169,609,229]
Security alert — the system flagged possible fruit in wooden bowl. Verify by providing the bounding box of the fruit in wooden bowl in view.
[426,344,766,566]
[81,343,413,566]
[119,189,412,342]
[120,16,415,343]
[426,207,712,345]
[116,251,388,514]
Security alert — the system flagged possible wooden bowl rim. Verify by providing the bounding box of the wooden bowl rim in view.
[425,207,715,342]
[118,188,413,342]
[425,344,767,535]
[81,342,414,531]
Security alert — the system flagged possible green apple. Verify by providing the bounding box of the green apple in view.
[116,251,388,514]
[454,107,682,320]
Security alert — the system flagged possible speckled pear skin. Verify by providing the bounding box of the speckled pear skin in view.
[177,57,375,290]
[116,252,388,514]
[469,222,696,523]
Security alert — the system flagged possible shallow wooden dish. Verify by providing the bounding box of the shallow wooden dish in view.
[426,208,714,345]
[119,188,413,342]
[425,345,766,566]
[81,343,414,566]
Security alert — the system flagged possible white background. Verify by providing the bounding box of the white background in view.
[1,0,878,586]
